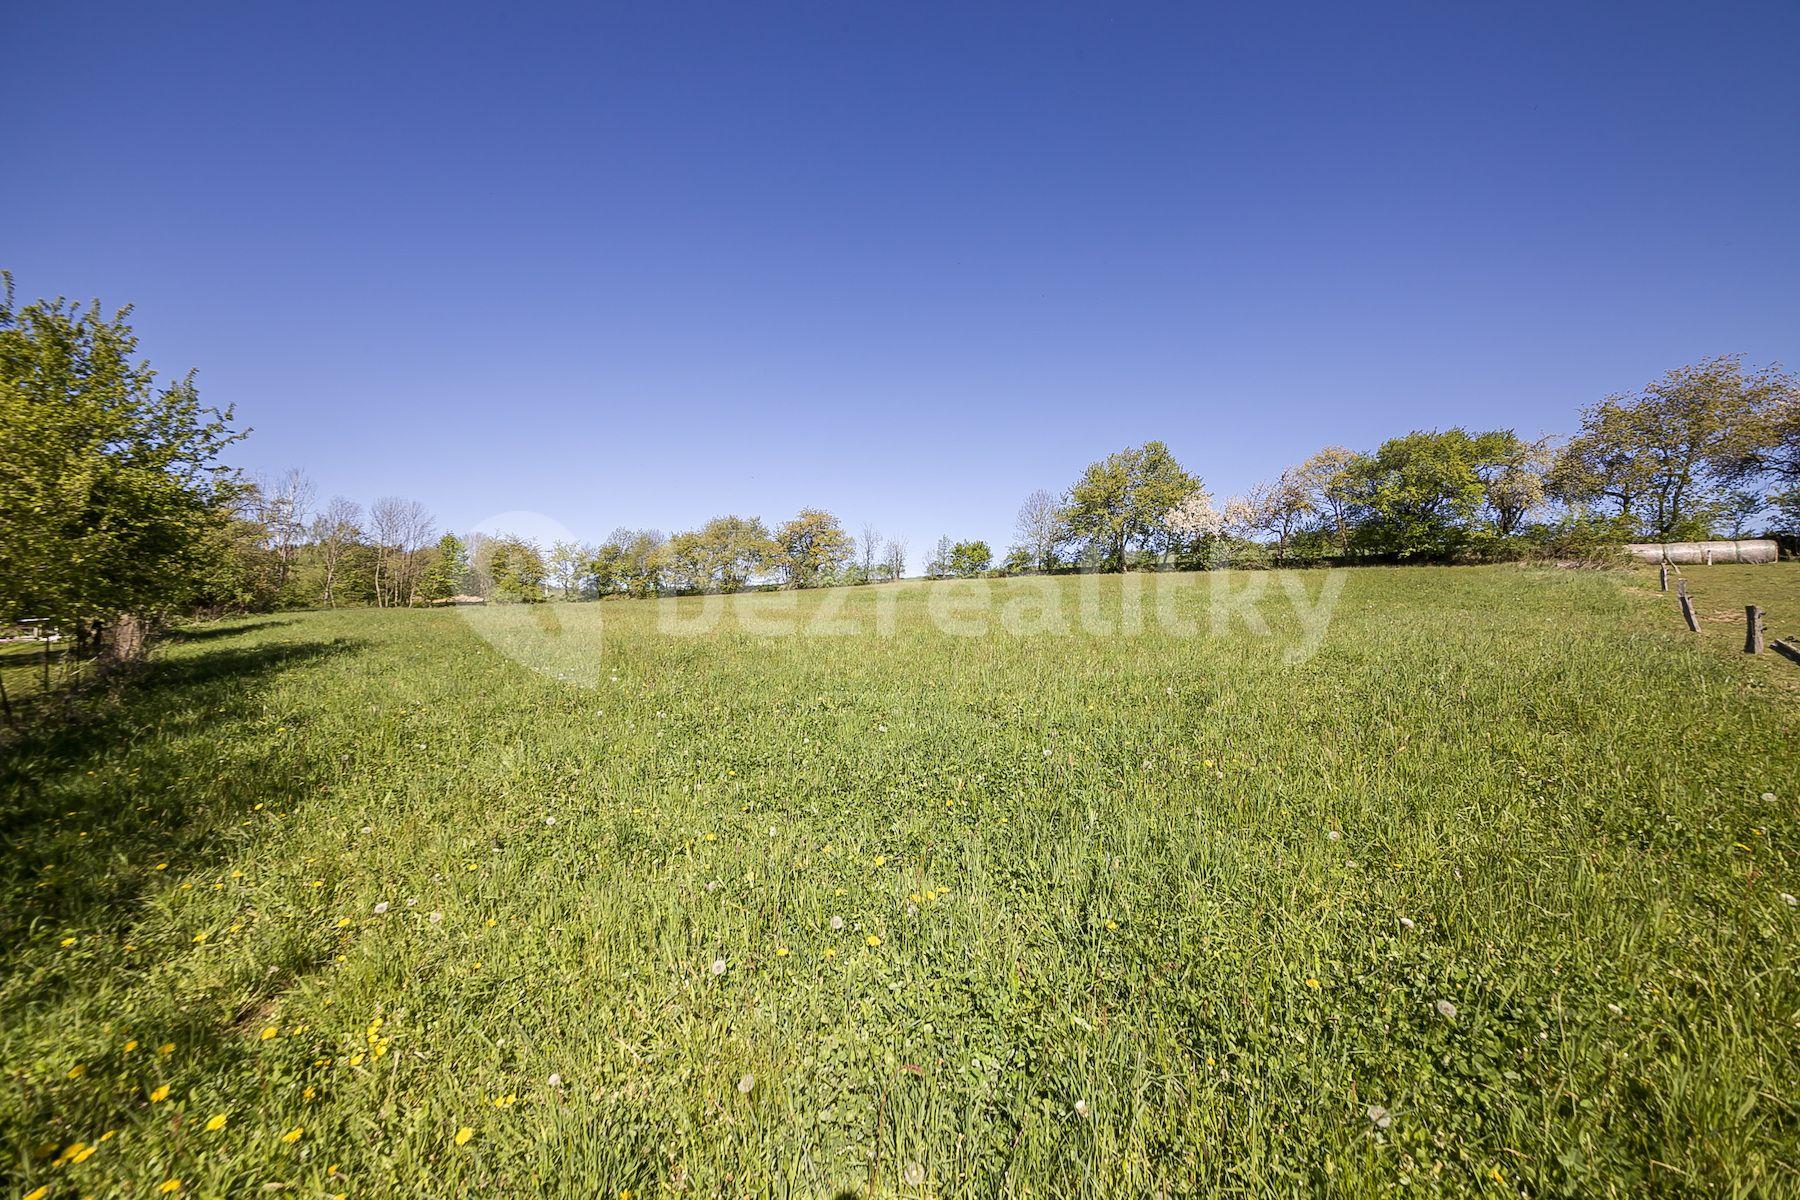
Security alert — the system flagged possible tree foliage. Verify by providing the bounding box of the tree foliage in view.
[0,274,243,645]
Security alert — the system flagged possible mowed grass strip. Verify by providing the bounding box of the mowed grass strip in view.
[2,566,1796,1197]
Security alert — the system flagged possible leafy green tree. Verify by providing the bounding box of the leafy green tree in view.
[1551,357,1787,539]
[1342,430,1488,558]
[674,515,774,592]
[0,273,243,656]
[422,533,471,602]
[483,535,546,603]
[591,528,665,597]
[774,509,852,586]
[1061,441,1198,571]
[947,540,992,577]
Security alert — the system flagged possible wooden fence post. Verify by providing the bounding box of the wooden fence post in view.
[1659,562,1669,592]
[1676,579,1700,633]
[1745,606,1765,654]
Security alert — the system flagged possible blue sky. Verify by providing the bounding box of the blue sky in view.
[6,1,1797,567]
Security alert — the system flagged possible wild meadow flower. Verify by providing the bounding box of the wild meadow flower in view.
[260,1026,278,1041]
[1327,830,1341,842]
[149,1084,171,1102]
[1073,1099,1089,1117]
[373,902,389,914]
[429,911,443,924]
[1397,917,1415,931]
[865,934,882,947]
[282,1127,304,1144]
[454,1126,474,1146]
[158,1180,182,1194]
[205,1113,227,1132]
[1367,1104,1391,1129]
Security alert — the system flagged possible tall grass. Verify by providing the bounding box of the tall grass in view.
[2,566,1795,1197]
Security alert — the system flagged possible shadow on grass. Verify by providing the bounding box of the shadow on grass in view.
[162,617,297,643]
[0,633,362,956]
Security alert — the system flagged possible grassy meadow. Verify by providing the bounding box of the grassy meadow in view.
[2,565,1797,1198]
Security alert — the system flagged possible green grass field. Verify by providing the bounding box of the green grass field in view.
[3,565,1797,1198]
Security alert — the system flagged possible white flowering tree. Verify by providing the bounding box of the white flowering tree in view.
[1164,485,1223,566]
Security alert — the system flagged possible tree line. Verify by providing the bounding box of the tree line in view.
[959,357,1798,575]
[3,271,1797,668]
[198,498,912,610]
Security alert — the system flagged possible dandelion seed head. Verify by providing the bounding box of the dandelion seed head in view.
[737,1073,755,1094]
[710,958,727,976]
[1435,999,1458,1020]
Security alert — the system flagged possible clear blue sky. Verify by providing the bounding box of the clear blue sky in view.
[6,1,1797,568]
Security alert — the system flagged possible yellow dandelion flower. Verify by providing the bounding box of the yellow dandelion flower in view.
[260,1026,278,1041]
[205,1113,227,1132]
[123,1040,138,1053]
[335,917,352,928]
[154,863,168,871]
[1305,978,1321,990]
[25,1187,50,1200]
[775,946,790,957]
[98,1131,115,1143]
[821,947,837,959]
[158,1181,182,1194]
[60,937,77,947]
[149,1084,171,1102]
[485,918,497,927]
[66,1064,86,1079]
[865,934,882,947]
[454,1126,475,1146]
[873,856,887,867]
[192,931,208,943]
[158,1043,175,1055]
[71,1144,97,1164]
[348,1053,364,1066]
[281,1126,304,1144]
